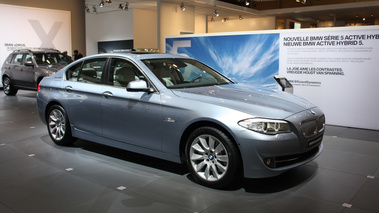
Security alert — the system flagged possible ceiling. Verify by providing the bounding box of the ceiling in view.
[84,0,379,25]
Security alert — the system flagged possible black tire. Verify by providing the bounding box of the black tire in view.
[47,105,76,146]
[185,126,241,188]
[3,77,18,96]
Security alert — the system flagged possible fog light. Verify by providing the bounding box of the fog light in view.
[264,157,276,168]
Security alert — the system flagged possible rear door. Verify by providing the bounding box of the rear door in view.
[62,57,107,136]
[19,54,36,88]
[9,53,25,86]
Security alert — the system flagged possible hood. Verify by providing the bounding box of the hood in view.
[171,83,315,119]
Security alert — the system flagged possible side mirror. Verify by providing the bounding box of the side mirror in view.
[24,61,34,67]
[127,80,154,93]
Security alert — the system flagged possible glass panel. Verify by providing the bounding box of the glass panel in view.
[141,58,232,88]
[109,58,142,87]
[77,58,106,84]
[12,54,24,65]
[66,62,82,81]
[33,53,72,65]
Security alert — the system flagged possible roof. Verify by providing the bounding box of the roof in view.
[12,48,61,53]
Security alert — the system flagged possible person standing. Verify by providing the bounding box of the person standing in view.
[73,50,83,60]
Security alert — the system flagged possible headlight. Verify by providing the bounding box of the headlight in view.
[238,118,291,135]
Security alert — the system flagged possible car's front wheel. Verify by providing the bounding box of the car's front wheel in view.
[185,126,241,188]
[47,105,76,146]
[3,77,18,96]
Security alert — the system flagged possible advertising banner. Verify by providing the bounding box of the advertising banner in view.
[0,4,71,75]
[279,27,379,130]
[166,26,379,130]
[166,33,280,90]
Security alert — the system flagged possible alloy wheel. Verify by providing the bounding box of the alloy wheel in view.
[189,134,229,181]
[48,109,66,141]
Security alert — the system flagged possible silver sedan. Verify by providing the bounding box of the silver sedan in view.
[36,52,325,188]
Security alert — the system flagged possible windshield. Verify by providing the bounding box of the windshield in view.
[33,53,72,66]
[141,58,233,88]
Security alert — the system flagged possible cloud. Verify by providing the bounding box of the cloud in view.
[204,35,279,79]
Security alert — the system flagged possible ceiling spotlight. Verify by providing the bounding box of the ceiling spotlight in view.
[211,17,215,22]
[119,2,128,11]
[125,2,129,10]
[222,17,228,22]
[239,15,243,20]
[106,0,112,3]
[99,0,104,7]
[296,0,306,4]
[92,6,97,13]
[85,5,90,13]
[245,1,250,6]
[363,17,366,21]
[214,9,219,17]
[180,2,185,11]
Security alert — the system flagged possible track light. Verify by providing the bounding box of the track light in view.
[239,15,243,20]
[180,2,186,11]
[125,2,129,10]
[245,1,250,6]
[119,2,128,11]
[106,0,112,3]
[92,6,97,13]
[99,0,104,7]
[85,5,90,13]
[222,17,228,22]
[214,9,219,17]
[211,17,215,22]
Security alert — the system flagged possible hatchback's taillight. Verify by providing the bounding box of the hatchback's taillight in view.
[37,83,41,92]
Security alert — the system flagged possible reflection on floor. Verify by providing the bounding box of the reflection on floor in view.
[1,90,378,213]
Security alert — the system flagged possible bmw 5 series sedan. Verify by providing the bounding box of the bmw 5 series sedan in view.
[36,52,325,188]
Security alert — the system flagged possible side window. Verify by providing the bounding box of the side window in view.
[78,59,106,84]
[25,54,33,63]
[66,62,82,81]
[66,58,106,84]
[12,54,24,65]
[109,58,142,87]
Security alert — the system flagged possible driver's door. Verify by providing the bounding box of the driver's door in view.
[101,58,162,150]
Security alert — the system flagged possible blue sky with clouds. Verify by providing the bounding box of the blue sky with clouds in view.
[166,33,280,89]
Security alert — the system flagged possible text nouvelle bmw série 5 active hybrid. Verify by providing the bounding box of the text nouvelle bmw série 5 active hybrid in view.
[36,52,325,188]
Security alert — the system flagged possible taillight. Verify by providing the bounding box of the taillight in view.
[37,83,41,92]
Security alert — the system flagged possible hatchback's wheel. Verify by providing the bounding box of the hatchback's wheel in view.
[3,77,18,96]
[47,105,75,146]
[185,127,241,188]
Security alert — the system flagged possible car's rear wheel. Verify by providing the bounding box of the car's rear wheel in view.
[185,126,241,188]
[3,77,18,96]
[47,105,75,146]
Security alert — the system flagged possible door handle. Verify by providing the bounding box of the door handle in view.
[65,86,73,92]
[102,91,113,98]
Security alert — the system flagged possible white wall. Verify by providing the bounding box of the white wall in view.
[133,9,158,49]
[195,14,207,34]
[86,10,134,56]
[208,17,276,33]
[159,2,195,52]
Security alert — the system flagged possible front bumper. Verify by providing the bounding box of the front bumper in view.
[237,107,324,178]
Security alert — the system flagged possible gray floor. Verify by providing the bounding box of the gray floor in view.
[0,90,378,213]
